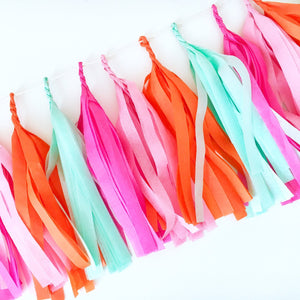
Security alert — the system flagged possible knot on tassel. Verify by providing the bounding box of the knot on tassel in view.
[212,4,228,35]
[244,0,254,11]
[139,36,157,63]
[100,55,125,89]
[171,22,195,54]
[78,62,88,88]
[171,23,188,47]
[9,93,21,127]
[44,77,55,110]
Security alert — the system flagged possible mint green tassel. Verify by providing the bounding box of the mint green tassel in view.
[44,77,131,279]
[171,23,293,215]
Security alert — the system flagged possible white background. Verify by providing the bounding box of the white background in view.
[1,0,300,299]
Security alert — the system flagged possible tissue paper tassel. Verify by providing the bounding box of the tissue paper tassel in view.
[101,55,215,244]
[171,22,293,216]
[10,93,92,299]
[139,36,252,223]
[212,4,300,203]
[44,78,132,281]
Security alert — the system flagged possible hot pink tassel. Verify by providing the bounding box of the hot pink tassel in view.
[77,62,164,255]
